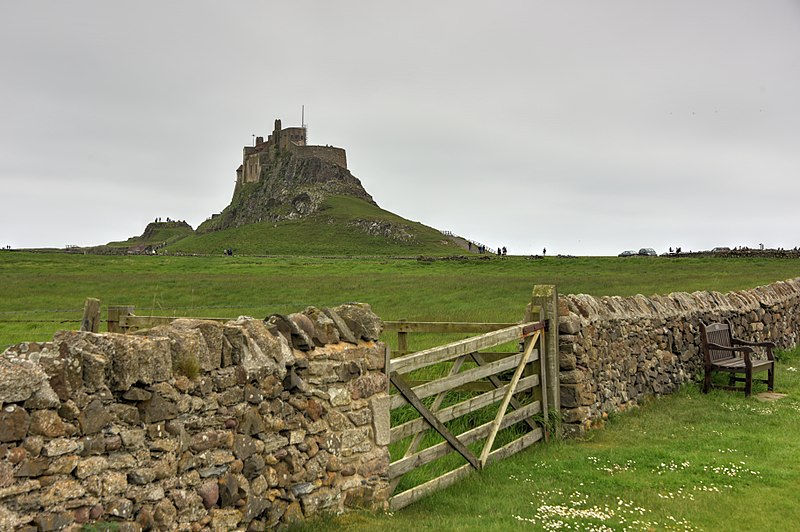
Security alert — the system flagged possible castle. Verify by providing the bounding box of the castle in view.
[236,119,348,185]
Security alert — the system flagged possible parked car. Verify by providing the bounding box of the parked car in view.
[638,248,657,256]
[618,250,637,257]
[712,247,731,253]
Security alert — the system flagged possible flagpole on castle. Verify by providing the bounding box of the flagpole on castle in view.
[301,105,307,144]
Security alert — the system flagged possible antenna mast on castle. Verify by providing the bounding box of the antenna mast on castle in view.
[301,105,308,144]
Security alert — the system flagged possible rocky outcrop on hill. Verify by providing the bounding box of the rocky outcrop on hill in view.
[200,152,377,233]
[140,220,192,239]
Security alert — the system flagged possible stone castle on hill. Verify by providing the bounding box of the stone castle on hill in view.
[236,119,348,185]
[196,117,374,232]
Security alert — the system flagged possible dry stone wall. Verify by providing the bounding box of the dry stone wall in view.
[557,278,800,436]
[0,304,390,531]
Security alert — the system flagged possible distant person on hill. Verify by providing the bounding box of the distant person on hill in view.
[543,247,547,256]
[502,246,507,256]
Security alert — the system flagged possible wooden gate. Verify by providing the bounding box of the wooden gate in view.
[384,306,555,510]
[97,283,561,511]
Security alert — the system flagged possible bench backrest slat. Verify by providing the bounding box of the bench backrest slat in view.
[701,321,737,364]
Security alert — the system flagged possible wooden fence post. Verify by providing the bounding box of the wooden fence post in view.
[397,319,408,356]
[80,298,101,333]
[531,285,560,414]
[107,305,135,333]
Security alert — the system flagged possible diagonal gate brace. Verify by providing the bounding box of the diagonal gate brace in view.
[390,371,481,471]
[479,329,540,467]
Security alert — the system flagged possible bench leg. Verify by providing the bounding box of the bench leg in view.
[703,369,712,394]
[768,366,774,392]
[745,370,752,397]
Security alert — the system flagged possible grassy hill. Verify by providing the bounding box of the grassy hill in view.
[168,195,465,256]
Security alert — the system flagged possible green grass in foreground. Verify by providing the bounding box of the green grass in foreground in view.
[299,349,800,531]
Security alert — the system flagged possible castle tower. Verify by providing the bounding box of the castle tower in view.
[273,119,282,151]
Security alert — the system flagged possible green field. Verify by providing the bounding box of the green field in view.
[3,251,800,531]
[2,251,800,350]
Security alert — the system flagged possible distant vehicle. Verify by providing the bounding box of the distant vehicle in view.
[712,247,731,253]
[618,250,637,257]
[638,248,657,256]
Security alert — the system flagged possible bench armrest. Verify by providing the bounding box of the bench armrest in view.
[706,343,754,354]
[731,337,775,360]
[732,337,776,348]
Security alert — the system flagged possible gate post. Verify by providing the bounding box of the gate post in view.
[80,298,101,333]
[107,305,135,333]
[531,285,560,414]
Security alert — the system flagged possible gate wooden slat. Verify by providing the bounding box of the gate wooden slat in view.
[389,354,468,493]
[389,400,541,479]
[479,330,540,466]
[391,350,518,361]
[399,381,516,392]
[390,374,539,443]
[390,372,480,471]
[400,354,467,458]
[471,352,538,432]
[384,321,517,334]
[389,462,474,512]
[485,426,544,466]
[390,323,536,374]
[390,351,531,410]
[388,409,544,512]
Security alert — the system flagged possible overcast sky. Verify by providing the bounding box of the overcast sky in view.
[2,1,799,256]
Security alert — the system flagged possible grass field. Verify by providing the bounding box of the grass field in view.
[2,251,800,350]
[2,251,800,531]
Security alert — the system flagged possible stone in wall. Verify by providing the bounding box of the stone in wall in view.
[0,302,390,530]
[557,278,800,436]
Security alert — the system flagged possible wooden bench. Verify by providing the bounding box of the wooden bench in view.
[700,320,775,397]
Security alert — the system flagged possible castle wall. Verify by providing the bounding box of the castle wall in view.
[296,146,347,169]
[0,305,390,530]
[240,152,265,184]
[557,278,800,436]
